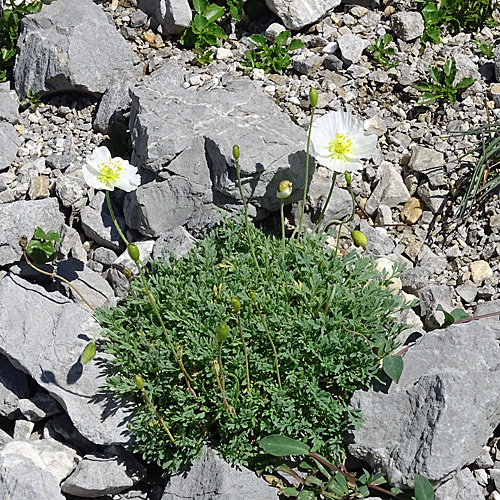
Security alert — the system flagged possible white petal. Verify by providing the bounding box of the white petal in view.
[82,163,113,191]
[351,133,377,158]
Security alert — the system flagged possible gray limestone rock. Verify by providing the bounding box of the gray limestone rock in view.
[390,12,425,41]
[418,283,454,329]
[365,162,410,215]
[337,33,369,65]
[0,453,65,500]
[0,197,65,266]
[14,0,141,98]
[129,62,312,215]
[124,176,209,238]
[0,122,21,172]
[0,273,132,446]
[0,439,79,484]
[18,392,62,422]
[0,84,20,124]
[349,321,500,488]
[152,225,197,261]
[359,220,395,257]
[401,267,431,295]
[161,446,278,500]
[138,0,192,35]
[55,173,87,208]
[56,257,115,309]
[264,0,341,30]
[417,183,446,214]
[61,448,146,497]
[434,468,484,500]
[94,74,134,134]
[408,146,446,188]
[81,191,128,251]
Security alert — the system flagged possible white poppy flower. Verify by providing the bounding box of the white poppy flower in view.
[82,146,140,192]
[310,111,377,173]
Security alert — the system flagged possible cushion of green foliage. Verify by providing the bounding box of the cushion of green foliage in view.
[97,215,409,474]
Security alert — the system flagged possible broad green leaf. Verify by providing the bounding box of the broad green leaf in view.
[281,487,299,497]
[418,93,439,106]
[33,226,48,240]
[455,77,475,89]
[414,475,434,500]
[193,0,208,14]
[287,39,305,51]
[212,25,228,39]
[43,230,62,242]
[443,58,456,86]
[275,29,290,47]
[204,3,225,22]
[297,490,316,500]
[428,66,441,85]
[413,81,434,92]
[81,342,96,364]
[382,355,403,383]
[328,473,349,495]
[304,475,324,487]
[259,435,310,456]
[436,305,469,327]
[244,49,256,68]
[248,34,267,48]
[26,240,56,264]
[192,14,209,33]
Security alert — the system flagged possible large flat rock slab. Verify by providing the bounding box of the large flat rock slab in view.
[349,320,500,488]
[0,273,132,446]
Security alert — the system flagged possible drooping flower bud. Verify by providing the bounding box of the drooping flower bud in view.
[277,180,292,199]
[231,297,241,314]
[309,87,318,108]
[211,360,220,375]
[351,230,368,247]
[344,171,352,185]
[122,267,133,282]
[128,243,140,262]
[216,323,229,343]
[249,290,257,305]
[232,145,240,161]
[134,375,145,390]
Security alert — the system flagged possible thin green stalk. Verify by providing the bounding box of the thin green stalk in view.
[233,149,264,282]
[106,191,129,246]
[141,388,176,443]
[296,104,316,240]
[107,193,197,398]
[312,171,338,234]
[254,301,282,390]
[236,312,251,393]
[280,199,285,256]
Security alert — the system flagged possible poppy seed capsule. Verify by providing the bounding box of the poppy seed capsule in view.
[309,87,318,108]
[351,230,368,247]
[231,297,241,314]
[134,375,145,390]
[216,323,229,343]
[232,145,240,161]
[128,243,140,262]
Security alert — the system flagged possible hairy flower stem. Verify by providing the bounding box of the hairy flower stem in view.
[312,172,338,234]
[296,103,316,240]
[253,300,282,390]
[19,237,95,313]
[233,158,264,282]
[280,199,286,256]
[106,193,197,398]
[139,386,175,443]
[322,182,356,257]
[212,361,236,417]
[236,312,251,394]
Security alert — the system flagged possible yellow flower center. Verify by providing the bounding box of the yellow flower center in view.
[97,160,124,187]
[327,133,353,160]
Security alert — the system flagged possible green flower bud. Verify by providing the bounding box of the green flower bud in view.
[309,87,318,108]
[351,230,368,247]
[128,243,140,262]
[277,180,292,199]
[249,290,257,305]
[232,145,240,161]
[80,342,96,364]
[134,375,145,390]
[216,323,229,343]
[344,171,352,185]
[231,297,241,314]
